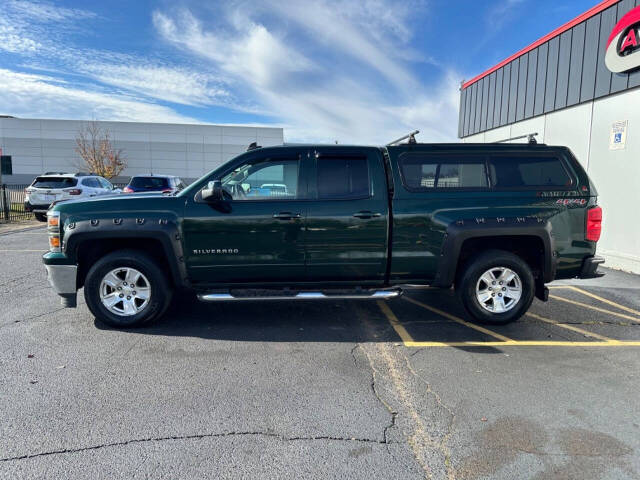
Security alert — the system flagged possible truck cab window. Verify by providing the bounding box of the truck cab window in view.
[221,159,299,200]
[317,157,369,199]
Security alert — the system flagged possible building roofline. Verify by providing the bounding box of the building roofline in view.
[462,0,620,90]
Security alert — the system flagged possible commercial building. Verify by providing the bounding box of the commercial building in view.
[0,117,284,184]
[458,0,640,273]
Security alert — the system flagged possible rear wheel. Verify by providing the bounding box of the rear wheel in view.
[458,249,534,324]
[34,213,47,222]
[84,249,173,328]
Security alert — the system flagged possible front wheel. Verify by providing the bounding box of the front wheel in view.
[34,213,47,222]
[458,250,535,325]
[84,249,173,328]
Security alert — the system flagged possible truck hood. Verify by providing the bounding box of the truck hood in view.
[51,192,184,216]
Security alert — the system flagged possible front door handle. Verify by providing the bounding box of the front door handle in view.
[353,211,381,219]
[273,212,302,220]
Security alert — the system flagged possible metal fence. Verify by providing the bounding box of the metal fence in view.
[0,184,33,223]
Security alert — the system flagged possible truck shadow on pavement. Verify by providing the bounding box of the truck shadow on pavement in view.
[92,289,516,351]
[95,293,400,342]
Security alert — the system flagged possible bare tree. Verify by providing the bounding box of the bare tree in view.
[75,122,126,178]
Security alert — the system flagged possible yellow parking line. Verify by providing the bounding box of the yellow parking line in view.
[377,296,640,348]
[403,296,514,342]
[525,312,618,342]
[404,340,640,347]
[377,300,415,344]
[549,295,640,324]
[564,286,640,317]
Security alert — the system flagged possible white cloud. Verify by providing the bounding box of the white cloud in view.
[0,0,462,143]
[5,0,96,23]
[153,2,461,144]
[78,63,230,107]
[0,0,96,54]
[153,11,313,91]
[0,1,246,115]
[485,0,526,30]
[0,24,40,53]
[256,0,420,91]
[0,69,198,123]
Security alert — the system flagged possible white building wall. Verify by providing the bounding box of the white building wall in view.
[0,118,284,183]
[463,89,640,274]
[588,89,640,273]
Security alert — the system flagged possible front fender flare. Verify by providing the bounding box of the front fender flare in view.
[62,216,187,289]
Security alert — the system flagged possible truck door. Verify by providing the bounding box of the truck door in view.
[182,149,309,285]
[305,147,389,284]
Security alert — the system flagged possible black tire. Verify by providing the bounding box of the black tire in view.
[458,249,535,325]
[84,249,173,328]
[34,213,47,222]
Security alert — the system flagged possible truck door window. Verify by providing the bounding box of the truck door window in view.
[317,157,369,199]
[398,154,488,190]
[489,156,572,188]
[221,158,299,200]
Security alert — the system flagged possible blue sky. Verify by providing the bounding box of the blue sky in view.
[0,0,598,143]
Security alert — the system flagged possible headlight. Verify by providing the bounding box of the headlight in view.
[47,211,61,252]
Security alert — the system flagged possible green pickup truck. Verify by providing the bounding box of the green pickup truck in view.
[43,141,604,328]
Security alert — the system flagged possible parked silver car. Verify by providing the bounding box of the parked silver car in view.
[25,172,119,221]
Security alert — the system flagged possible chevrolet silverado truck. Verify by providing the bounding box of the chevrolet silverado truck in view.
[43,141,604,328]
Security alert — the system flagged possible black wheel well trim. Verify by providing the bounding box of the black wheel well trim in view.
[432,220,556,288]
[63,220,187,289]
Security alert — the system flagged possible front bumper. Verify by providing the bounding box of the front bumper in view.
[579,255,605,279]
[45,264,78,307]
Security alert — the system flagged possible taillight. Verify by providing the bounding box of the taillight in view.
[123,186,134,193]
[586,206,602,242]
[64,188,82,195]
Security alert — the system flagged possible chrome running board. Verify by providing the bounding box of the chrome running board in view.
[197,289,402,302]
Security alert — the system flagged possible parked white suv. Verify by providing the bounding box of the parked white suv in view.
[25,173,118,221]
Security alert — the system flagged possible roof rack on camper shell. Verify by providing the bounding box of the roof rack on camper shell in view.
[493,133,540,145]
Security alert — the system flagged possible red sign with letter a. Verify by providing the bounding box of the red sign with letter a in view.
[606,6,640,73]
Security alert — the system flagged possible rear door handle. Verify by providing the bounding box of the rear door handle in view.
[273,212,302,220]
[353,211,381,219]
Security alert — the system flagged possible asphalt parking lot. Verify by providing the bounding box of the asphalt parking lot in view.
[1,225,639,479]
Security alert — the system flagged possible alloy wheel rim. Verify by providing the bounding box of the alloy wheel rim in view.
[475,267,522,313]
[99,267,151,316]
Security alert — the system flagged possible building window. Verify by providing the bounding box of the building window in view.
[0,155,11,176]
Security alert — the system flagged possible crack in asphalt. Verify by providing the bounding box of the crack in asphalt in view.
[350,343,395,446]
[354,306,459,480]
[403,355,457,479]
[0,226,46,237]
[0,306,69,330]
[0,431,391,462]
[352,341,420,476]
[527,319,640,327]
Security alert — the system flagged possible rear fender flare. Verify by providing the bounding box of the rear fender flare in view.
[432,216,556,288]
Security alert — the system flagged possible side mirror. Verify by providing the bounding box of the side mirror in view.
[201,180,224,202]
